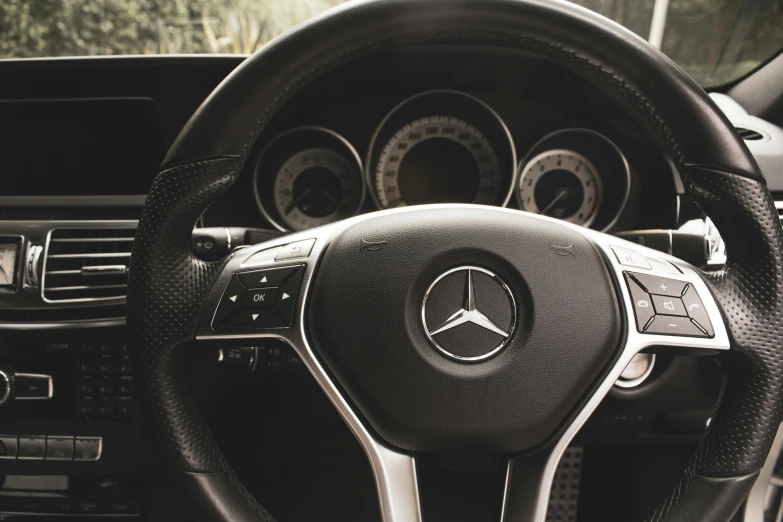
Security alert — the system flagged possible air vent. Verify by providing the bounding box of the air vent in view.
[776,202,783,225]
[736,126,765,141]
[42,227,136,303]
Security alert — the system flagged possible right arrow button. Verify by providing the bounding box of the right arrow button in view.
[681,285,714,337]
[275,268,305,326]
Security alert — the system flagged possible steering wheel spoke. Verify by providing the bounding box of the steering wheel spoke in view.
[583,229,731,356]
[196,221,424,522]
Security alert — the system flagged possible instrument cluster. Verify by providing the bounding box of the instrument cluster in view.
[252,90,631,232]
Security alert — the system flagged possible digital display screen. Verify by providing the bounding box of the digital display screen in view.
[0,98,165,196]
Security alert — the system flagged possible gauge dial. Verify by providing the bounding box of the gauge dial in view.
[374,116,504,208]
[273,148,363,231]
[518,149,602,227]
[0,243,18,286]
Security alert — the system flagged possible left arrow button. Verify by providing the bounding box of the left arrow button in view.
[212,275,246,329]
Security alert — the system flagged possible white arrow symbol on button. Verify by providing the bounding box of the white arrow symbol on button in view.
[281,293,290,300]
[260,276,268,283]
[252,314,259,321]
[229,295,237,302]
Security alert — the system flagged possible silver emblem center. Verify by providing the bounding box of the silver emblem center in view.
[422,266,516,362]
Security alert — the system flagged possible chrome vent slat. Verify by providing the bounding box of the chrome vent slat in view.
[46,284,127,292]
[50,237,135,243]
[48,252,131,259]
[42,227,136,303]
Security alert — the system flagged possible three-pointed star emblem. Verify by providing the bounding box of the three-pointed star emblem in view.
[428,269,509,338]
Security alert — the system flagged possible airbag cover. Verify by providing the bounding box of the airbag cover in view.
[308,206,621,452]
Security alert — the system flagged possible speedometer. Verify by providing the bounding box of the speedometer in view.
[367,91,516,210]
[517,149,602,227]
[375,116,503,208]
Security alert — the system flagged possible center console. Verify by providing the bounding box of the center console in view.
[0,328,142,519]
[0,96,150,517]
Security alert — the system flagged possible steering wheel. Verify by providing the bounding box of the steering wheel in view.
[127,0,783,521]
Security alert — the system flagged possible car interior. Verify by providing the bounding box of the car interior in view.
[1,0,783,521]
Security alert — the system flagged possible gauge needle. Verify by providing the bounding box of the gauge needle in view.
[322,190,340,207]
[0,264,7,283]
[285,188,312,215]
[540,188,568,216]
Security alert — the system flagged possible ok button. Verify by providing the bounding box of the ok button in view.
[242,288,279,309]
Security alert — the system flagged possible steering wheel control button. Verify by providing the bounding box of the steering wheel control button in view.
[681,285,714,337]
[223,309,284,329]
[651,295,687,317]
[212,275,246,328]
[274,238,316,261]
[275,268,305,325]
[0,435,18,459]
[17,436,46,460]
[45,436,74,461]
[645,316,707,337]
[611,246,652,270]
[74,437,102,461]
[241,288,279,309]
[625,274,655,332]
[240,265,299,289]
[422,266,516,361]
[628,273,688,298]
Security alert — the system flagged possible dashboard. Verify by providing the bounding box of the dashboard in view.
[0,48,781,521]
[204,48,687,235]
[253,90,630,232]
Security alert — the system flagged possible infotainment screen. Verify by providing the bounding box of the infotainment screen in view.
[0,98,166,196]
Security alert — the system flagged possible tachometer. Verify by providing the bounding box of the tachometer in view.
[517,149,602,227]
[367,91,516,209]
[253,127,365,231]
[375,116,503,208]
[273,148,363,230]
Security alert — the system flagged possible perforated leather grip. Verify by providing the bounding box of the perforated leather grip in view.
[641,168,783,522]
[126,1,781,521]
[128,156,242,473]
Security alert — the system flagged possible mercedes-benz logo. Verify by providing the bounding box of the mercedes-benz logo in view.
[422,266,516,362]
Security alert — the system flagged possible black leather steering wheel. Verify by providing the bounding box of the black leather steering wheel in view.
[127,1,783,521]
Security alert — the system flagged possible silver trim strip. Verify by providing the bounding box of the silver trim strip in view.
[196,204,728,522]
[0,318,126,331]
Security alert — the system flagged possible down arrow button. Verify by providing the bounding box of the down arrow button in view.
[275,268,305,326]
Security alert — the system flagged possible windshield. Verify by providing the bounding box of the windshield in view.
[1,0,781,87]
